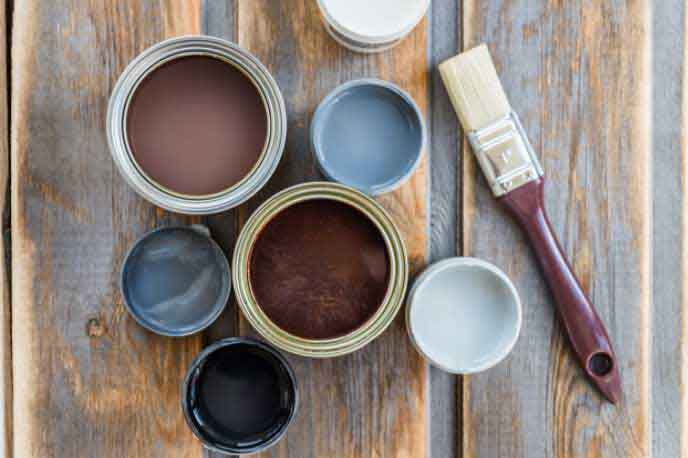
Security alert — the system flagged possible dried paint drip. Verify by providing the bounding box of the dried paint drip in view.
[249,199,390,339]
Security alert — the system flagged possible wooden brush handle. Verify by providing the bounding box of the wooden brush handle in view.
[498,177,622,403]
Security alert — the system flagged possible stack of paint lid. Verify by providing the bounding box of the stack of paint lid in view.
[315,0,430,53]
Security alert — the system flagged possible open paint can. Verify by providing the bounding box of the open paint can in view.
[182,337,298,455]
[316,0,430,53]
[311,79,425,195]
[406,258,522,373]
[120,225,231,336]
[107,36,286,214]
[233,182,408,357]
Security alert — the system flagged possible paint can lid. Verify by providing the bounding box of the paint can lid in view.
[310,79,425,196]
[317,0,430,44]
[120,225,231,336]
[406,257,522,374]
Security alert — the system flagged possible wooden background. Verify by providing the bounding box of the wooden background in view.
[2,0,684,457]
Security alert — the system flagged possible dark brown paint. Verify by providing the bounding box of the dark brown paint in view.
[249,199,390,340]
[126,55,268,196]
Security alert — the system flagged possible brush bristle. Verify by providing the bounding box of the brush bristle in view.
[439,44,511,132]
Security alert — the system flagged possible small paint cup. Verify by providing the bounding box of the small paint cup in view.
[182,337,298,455]
[316,0,430,53]
[107,36,286,214]
[233,182,408,357]
[406,258,522,374]
[120,225,230,336]
[311,79,425,196]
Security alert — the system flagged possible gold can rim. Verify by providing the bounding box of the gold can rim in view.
[233,182,409,357]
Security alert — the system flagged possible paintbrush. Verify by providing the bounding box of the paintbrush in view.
[439,44,622,403]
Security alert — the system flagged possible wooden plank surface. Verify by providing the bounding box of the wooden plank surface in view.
[233,1,429,457]
[461,1,650,457]
[0,2,9,457]
[652,1,688,457]
[10,2,205,457]
[427,0,461,456]
[8,1,688,458]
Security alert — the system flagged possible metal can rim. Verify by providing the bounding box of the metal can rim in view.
[405,257,523,374]
[310,78,426,196]
[233,182,409,358]
[107,35,286,214]
[181,337,299,454]
[119,225,232,337]
[315,0,430,45]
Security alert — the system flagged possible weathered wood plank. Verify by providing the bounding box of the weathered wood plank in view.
[427,1,461,457]
[11,2,205,457]
[652,1,687,457]
[234,1,428,456]
[0,2,10,457]
[461,1,650,457]
[201,0,238,348]
[201,7,239,458]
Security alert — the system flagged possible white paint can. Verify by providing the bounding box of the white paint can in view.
[316,0,430,53]
[406,258,522,374]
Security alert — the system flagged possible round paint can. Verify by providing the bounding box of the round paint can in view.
[107,36,286,214]
[316,0,430,53]
[233,182,408,357]
[311,79,425,196]
[406,258,522,374]
[182,337,298,455]
[120,225,231,337]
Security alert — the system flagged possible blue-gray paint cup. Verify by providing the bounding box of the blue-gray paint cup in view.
[120,225,231,337]
[311,78,426,196]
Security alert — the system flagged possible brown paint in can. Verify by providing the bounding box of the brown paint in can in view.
[126,55,268,196]
[249,199,390,340]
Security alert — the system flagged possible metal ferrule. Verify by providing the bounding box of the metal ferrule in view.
[467,111,543,196]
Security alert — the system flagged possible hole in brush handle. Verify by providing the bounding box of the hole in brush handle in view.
[588,352,614,377]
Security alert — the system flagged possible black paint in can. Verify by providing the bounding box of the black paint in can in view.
[182,338,298,454]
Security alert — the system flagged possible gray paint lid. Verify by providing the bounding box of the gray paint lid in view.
[121,226,231,336]
[311,79,425,195]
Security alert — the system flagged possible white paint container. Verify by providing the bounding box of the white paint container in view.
[316,0,430,53]
[406,258,522,374]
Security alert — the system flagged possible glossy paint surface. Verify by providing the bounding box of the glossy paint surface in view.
[407,258,521,374]
[312,80,424,195]
[121,227,230,336]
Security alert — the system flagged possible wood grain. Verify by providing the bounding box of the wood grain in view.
[11,2,205,457]
[201,0,239,348]
[427,2,461,457]
[0,2,9,457]
[461,1,650,457]
[201,3,239,458]
[234,1,428,457]
[8,1,684,458]
[652,1,688,457]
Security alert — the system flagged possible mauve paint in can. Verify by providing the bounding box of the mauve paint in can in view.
[107,36,286,214]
